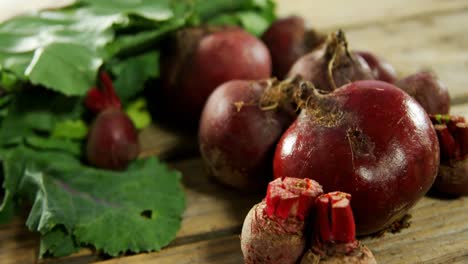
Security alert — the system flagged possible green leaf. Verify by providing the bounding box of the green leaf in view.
[109,51,159,103]
[0,175,15,224]
[25,136,82,157]
[0,71,21,92]
[237,11,271,36]
[125,98,152,130]
[197,0,276,35]
[2,146,185,257]
[82,0,176,21]
[40,227,79,258]
[51,119,88,140]
[0,89,82,146]
[0,94,11,109]
[25,43,103,96]
[0,0,195,96]
[105,4,194,58]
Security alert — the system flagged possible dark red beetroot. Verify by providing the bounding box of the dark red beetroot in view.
[430,115,468,196]
[287,30,373,92]
[85,72,139,170]
[301,192,376,264]
[241,177,323,264]
[273,80,439,235]
[199,79,295,190]
[355,50,397,83]
[160,27,271,126]
[261,16,325,80]
[396,72,450,115]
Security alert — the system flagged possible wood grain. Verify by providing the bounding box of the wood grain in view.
[138,124,198,160]
[94,197,468,264]
[344,9,468,104]
[276,0,468,31]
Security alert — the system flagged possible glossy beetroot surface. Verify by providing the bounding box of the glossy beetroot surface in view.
[161,27,271,124]
[85,72,139,170]
[396,72,450,115]
[199,80,294,191]
[87,108,139,170]
[355,50,397,83]
[273,80,439,235]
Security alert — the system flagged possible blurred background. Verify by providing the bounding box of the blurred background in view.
[1,0,465,102]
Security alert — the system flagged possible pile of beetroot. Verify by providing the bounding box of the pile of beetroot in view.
[154,15,466,264]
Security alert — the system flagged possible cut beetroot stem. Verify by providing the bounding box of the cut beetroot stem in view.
[455,123,468,156]
[430,114,468,161]
[85,72,121,113]
[316,192,356,245]
[435,124,459,160]
[265,177,323,220]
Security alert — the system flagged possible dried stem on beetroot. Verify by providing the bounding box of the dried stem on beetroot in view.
[288,30,373,92]
[325,30,352,91]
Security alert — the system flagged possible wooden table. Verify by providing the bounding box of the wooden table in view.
[2,1,468,263]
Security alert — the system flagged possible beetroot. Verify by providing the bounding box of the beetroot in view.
[301,192,376,264]
[241,177,323,264]
[287,30,373,92]
[273,80,439,235]
[85,72,139,170]
[355,50,397,83]
[261,16,325,80]
[430,115,468,196]
[160,27,271,125]
[396,72,450,115]
[199,79,295,190]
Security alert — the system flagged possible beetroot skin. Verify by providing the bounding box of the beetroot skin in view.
[161,27,271,124]
[273,80,439,235]
[86,109,139,170]
[199,79,294,190]
[288,30,373,92]
[355,50,397,83]
[396,72,450,115]
[85,72,139,170]
[261,16,325,80]
[241,177,323,264]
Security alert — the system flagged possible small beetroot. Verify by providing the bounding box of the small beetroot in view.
[199,78,296,191]
[430,115,468,196]
[160,26,271,125]
[354,51,397,83]
[85,72,139,170]
[301,192,376,264]
[288,30,373,92]
[396,72,450,115]
[262,16,326,80]
[241,177,323,264]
